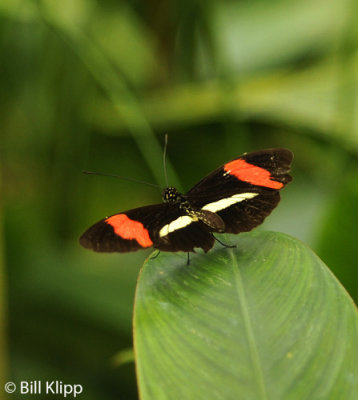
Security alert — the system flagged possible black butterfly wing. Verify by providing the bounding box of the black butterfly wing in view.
[186,148,293,234]
[212,191,281,233]
[187,148,292,200]
[80,204,161,253]
[80,203,215,253]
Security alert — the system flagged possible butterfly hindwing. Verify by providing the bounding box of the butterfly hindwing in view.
[155,218,215,253]
[215,192,280,233]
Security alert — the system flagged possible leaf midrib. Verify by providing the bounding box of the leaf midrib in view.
[230,249,268,400]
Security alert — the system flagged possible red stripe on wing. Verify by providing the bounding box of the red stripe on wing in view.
[224,159,283,189]
[106,214,153,247]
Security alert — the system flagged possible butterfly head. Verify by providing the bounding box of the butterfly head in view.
[162,187,182,204]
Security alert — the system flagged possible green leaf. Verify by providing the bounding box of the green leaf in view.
[134,231,358,400]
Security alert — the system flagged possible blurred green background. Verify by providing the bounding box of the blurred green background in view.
[1,0,358,399]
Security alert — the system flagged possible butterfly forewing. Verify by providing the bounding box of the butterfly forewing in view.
[79,204,163,253]
[185,148,293,234]
[186,148,292,201]
[80,203,215,253]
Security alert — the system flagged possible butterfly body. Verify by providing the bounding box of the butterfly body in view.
[80,148,293,254]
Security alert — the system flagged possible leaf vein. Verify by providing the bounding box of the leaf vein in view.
[230,249,268,400]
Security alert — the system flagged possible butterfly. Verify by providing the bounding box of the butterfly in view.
[80,148,293,253]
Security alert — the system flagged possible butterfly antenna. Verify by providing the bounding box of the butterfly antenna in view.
[82,170,162,189]
[163,134,169,187]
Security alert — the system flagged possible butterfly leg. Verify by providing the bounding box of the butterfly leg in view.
[187,252,190,265]
[214,236,236,248]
